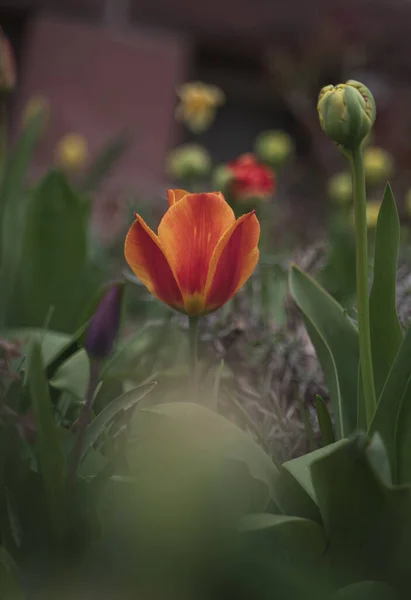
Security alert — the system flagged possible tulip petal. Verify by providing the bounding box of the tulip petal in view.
[167,189,189,207]
[158,193,235,313]
[205,211,260,311]
[125,215,184,310]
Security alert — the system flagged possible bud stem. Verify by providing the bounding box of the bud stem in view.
[188,315,200,396]
[350,146,377,425]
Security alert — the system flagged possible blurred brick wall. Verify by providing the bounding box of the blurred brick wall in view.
[13,14,190,193]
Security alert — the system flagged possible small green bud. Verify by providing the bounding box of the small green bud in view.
[317,80,376,150]
[212,164,233,191]
[167,144,211,181]
[327,172,352,205]
[254,130,294,168]
[363,146,393,186]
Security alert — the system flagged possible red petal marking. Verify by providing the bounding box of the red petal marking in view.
[124,215,184,310]
[158,193,235,312]
[205,211,260,311]
[167,189,189,207]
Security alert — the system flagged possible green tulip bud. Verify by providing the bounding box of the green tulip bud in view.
[167,143,211,181]
[212,164,233,191]
[254,130,294,168]
[363,146,394,186]
[317,80,376,151]
[327,172,352,205]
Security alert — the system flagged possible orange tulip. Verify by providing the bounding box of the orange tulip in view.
[125,190,260,316]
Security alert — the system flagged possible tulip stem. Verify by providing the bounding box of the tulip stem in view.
[188,316,200,396]
[350,146,377,425]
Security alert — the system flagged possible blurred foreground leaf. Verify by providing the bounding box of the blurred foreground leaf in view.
[0,546,24,600]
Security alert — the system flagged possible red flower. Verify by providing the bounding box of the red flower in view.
[228,153,276,201]
[124,190,260,316]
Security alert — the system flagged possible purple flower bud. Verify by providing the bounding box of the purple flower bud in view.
[85,282,124,360]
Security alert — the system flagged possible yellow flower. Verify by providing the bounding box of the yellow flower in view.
[55,133,88,170]
[350,200,381,229]
[254,130,294,168]
[167,144,211,180]
[327,172,352,205]
[21,95,49,129]
[175,81,225,133]
[363,146,393,186]
[366,201,381,228]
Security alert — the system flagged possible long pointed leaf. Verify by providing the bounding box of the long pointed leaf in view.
[28,341,67,537]
[369,184,402,398]
[0,110,44,325]
[82,383,156,460]
[368,325,411,482]
[8,170,102,331]
[289,265,359,438]
[315,395,335,446]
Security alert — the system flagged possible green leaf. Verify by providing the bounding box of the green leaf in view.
[137,402,280,510]
[271,468,321,522]
[366,432,392,487]
[0,110,44,327]
[369,184,402,398]
[289,265,359,438]
[309,432,411,588]
[58,428,108,479]
[310,434,381,539]
[238,513,326,558]
[3,328,74,367]
[315,395,335,446]
[28,341,67,537]
[82,383,156,460]
[0,546,24,600]
[50,349,90,399]
[392,375,411,485]
[369,325,411,482]
[282,438,349,507]
[7,170,102,332]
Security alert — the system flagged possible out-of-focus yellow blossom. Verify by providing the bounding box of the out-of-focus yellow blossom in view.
[167,143,211,181]
[21,95,49,129]
[363,146,394,186]
[55,133,88,170]
[327,172,352,205]
[254,130,294,168]
[175,82,225,133]
[350,200,381,229]
[365,201,381,228]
